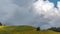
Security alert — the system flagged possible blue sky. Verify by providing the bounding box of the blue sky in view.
[49,0,60,8]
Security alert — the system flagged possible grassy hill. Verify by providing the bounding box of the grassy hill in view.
[0,26,60,34]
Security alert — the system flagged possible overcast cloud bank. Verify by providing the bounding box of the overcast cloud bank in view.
[0,0,60,30]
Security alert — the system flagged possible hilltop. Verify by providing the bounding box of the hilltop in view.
[0,26,60,34]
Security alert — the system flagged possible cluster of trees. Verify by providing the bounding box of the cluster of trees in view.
[36,27,40,31]
[36,27,60,32]
[48,27,60,32]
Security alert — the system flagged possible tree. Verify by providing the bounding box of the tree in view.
[0,22,2,26]
[36,27,40,31]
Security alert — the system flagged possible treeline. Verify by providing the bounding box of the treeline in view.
[48,27,60,32]
[36,27,60,32]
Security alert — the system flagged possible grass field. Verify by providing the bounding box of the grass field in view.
[0,26,60,34]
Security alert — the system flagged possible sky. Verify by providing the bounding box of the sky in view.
[49,0,60,8]
[0,0,60,30]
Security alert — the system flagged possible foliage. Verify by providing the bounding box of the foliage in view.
[48,27,60,32]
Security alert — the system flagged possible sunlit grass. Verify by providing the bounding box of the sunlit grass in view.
[0,26,6,29]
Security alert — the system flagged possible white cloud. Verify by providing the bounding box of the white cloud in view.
[32,0,60,29]
[57,1,60,10]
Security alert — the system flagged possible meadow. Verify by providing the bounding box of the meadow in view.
[0,26,60,34]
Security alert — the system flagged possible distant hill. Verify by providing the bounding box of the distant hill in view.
[0,26,60,34]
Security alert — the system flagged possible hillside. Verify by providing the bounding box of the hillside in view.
[0,26,60,34]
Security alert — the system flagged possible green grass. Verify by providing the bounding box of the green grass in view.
[0,26,60,34]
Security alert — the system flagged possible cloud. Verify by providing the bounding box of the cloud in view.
[0,0,60,30]
[0,0,20,24]
[32,0,60,29]
[57,1,60,10]
[12,0,35,8]
[0,0,36,25]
